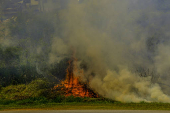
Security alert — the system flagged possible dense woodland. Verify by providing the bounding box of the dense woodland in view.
[0,0,70,87]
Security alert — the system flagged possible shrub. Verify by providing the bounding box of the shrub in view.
[52,95,65,103]
[64,96,84,102]
[0,84,26,100]
[15,98,34,105]
[65,95,75,102]
[0,85,2,91]
[0,99,16,105]
[74,97,83,102]
[14,97,49,105]
[21,79,50,98]
[0,79,51,100]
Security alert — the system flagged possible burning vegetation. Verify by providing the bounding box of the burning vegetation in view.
[2,0,170,103]
[53,57,98,98]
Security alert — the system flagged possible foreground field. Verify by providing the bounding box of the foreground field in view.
[1,101,170,111]
[0,80,170,111]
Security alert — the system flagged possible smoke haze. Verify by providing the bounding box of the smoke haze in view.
[50,0,170,102]
[2,0,170,103]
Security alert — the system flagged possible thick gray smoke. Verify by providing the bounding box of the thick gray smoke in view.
[2,0,170,103]
[49,0,170,103]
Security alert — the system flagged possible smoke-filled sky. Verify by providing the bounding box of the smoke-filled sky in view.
[49,0,170,103]
[2,0,170,103]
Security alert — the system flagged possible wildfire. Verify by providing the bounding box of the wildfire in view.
[54,57,98,98]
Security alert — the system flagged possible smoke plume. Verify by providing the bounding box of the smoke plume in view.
[1,0,170,103]
[50,0,170,102]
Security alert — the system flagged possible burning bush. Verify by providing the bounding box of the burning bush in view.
[53,58,99,98]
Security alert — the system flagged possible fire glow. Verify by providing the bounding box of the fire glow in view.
[54,58,98,98]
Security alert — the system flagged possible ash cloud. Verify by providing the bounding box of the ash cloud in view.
[50,0,170,102]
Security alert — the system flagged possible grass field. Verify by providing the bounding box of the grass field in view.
[1,99,170,111]
[0,80,170,111]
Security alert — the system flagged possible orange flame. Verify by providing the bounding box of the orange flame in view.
[63,59,92,97]
[54,57,98,98]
